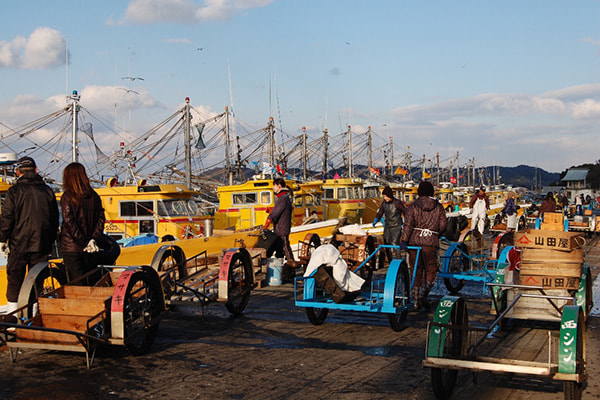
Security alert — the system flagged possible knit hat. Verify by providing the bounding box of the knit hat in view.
[382,186,393,198]
[418,181,434,197]
[16,156,36,170]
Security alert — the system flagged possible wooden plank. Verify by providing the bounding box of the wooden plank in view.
[37,297,109,317]
[505,288,569,320]
[521,248,584,263]
[423,357,554,376]
[61,285,115,299]
[514,230,585,251]
[518,274,580,290]
[40,314,102,332]
[16,329,83,346]
[519,262,582,277]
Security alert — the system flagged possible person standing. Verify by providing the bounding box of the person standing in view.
[400,181,447,310]
[263,178,297,270]
[559,193,569,214]
[60,162,106,284]
[502,191,518,231]
[373,186,406,262]
[469,187,489,236]
[0,157,59,316]
[539,191,557,217]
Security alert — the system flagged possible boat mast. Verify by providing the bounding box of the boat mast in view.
[456,151,460,186]
[224,106,233,185]
[367,126,372,172]
[347,125,353,178]
[68,90,80,162]
[302,126,307,181]
[436,152,440,185]
[268,117,276,168]
[322,128,328,181]
[184,97,192,189]
[389,136,394,176]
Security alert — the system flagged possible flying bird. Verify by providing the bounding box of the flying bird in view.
[345,41,351,45]
[197,47,203,51]
[122,76,144,81]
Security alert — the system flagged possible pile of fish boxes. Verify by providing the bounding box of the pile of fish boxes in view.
[514,229,584,290]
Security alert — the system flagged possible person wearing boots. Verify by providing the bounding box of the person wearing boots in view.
[373,186,406,263]
[263,178,298,280]
[469,186,489,237]
[399,181,447,310]
[0,157,59,320]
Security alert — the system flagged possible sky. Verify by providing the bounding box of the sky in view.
[0,0,599,177]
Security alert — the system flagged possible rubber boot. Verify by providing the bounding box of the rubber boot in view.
[411,288,420,311]
[419,282,434,311]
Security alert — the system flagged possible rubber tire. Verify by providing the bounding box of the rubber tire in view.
[443,243,468,294]
[224,252,253,316]
[123,270,163,356]
[156,248,188,299]
[306,307,329,325]
[431,299,468,400]
[388,261,410,332]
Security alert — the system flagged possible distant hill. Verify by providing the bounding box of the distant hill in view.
[200,164,560,189]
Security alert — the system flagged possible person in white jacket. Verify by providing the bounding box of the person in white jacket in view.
[469,187,489,236]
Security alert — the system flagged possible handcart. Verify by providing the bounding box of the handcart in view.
[423,226,593,400]
[438,233,513,295]
[294,245,420,331]
[0,244,259,367]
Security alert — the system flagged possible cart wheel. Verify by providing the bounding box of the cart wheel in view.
[443,243,468,294]
[151,245,188,298]
[559,306,585,400]
[388,260,410,332]
[491,231,514,260]
[576,266,593,322]
[17,262,68,320]
[299,233,321,271]
[123,270,163,356]
[306,307,329,325]
[357,236,376,282]
[224,252,253,316]
[430,297,468,400]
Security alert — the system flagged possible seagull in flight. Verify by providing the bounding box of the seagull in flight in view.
[118,87,139,95]
[122,76,144,81]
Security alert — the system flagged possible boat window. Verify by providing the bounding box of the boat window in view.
[120,201,154,217]
[365,187,379,197]
[355,187,362,199]
[157,199,189,217]
[314,195,321,206]
[323,188,334,200]
[305,195,314,207]
[337,187,347,200]
[187,200,199,215]
[347,187,354,199]
[139,220,154,234]
[232,192,258,205]
[260,191,271,205]
[294,195,303,207]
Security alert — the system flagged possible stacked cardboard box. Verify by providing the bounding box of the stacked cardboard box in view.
[514,229,584,290]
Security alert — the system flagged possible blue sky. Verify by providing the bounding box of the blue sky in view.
[1,0,599,178]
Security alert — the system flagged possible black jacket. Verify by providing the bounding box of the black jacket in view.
[268,188,292,237]
[60,189,105,253]
[0,173,59,254]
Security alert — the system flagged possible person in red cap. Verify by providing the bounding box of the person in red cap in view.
[0,157,59,319]
[373,186,406,263]
[400,181,447,310]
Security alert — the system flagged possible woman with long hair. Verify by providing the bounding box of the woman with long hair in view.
[60,162,106,283]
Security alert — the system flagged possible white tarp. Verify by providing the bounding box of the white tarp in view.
[303,244,365,292]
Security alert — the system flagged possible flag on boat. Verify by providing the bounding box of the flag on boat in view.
[368,167,381,176]
[422,171,432,179]
[333,172,341,179]
[394,166,408,175]
[262,162,275,175]
[449,176,457,184]
[276,164,284,175]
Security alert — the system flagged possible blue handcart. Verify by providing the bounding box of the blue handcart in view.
[294,245,420,331]
[438,236,513,295]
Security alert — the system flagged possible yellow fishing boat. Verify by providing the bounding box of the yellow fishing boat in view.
[302,177,365,224]
[96,179,211,242]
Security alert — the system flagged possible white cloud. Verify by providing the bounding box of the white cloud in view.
[120,0,274,24]
[0,27,67,69]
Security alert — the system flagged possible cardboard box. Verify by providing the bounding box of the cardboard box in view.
[518,274,580,290]
[519,262,582,278]
[520,248,584,263]
[514,230,584,251]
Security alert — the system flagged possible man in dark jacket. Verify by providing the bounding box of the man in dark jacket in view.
[0,157,59,315]
[373,186,406,263]
[263,178,297,270]
[400,181,447,310]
